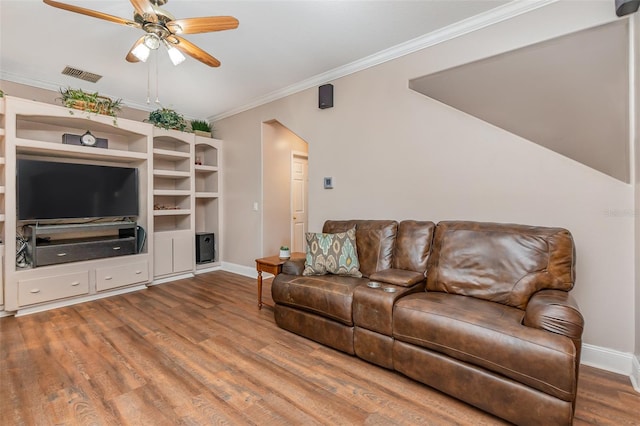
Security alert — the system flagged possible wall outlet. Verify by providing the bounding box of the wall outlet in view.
[253,202,259,211]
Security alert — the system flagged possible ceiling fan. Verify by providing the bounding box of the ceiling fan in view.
[43,0,239,67]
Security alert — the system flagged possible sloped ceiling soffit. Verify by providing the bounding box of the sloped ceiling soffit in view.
[409,20,630,183]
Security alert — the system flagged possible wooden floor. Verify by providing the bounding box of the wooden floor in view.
[1,271,638,425]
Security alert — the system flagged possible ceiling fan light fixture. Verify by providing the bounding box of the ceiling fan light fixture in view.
[43,0,237,68]
[165,41,186,66]
[131,43,151,62]
[143,33,161,50]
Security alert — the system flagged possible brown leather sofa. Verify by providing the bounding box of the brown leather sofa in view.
[272,220,584,425]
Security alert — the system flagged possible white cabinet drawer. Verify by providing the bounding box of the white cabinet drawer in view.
[18,271,89,307]
[96,261,149,292]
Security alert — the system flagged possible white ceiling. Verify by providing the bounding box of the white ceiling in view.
[0,0,510,120]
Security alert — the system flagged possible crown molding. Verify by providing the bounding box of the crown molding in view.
[209,0,558,122]
[1,1,558,123]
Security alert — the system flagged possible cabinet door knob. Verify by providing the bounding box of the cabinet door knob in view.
[112,246,121,250]
[135,270,142,274]
[71,281,80,286]
[30,288,41,294]
[104,276,113,280]
[57,253,67,257]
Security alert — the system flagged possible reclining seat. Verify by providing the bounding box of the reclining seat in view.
[271,220,398,354]
[352,220,435,368]
[392,221,584,426]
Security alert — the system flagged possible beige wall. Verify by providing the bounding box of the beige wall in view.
[262,120,308,255]
[215,1,636,353]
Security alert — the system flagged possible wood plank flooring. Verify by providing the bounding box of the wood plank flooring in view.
[1,270,638,425]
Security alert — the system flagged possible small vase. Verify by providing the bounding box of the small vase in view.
[279,249,290,259]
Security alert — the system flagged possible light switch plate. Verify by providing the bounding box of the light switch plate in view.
[324,177,333,189]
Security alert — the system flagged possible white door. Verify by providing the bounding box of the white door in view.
[291,154,308,253]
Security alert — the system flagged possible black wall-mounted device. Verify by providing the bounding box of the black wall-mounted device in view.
[616,0,640,16]
[319,84,334,109]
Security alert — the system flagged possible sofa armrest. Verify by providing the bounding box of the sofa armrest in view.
[282,257,306,275]
[524,289,584,342]
[369,269,425,287]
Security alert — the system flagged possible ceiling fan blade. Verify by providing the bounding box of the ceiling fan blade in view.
[126,36,145,63]
[129,0,157,22]
[167,16,239,34]
[43,0,140,28]
[170,36,221,67]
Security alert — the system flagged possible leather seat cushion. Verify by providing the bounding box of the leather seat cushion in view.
[393,292,577,401]
[272,274,367,325]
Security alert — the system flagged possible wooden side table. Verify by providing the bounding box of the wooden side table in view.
[255,252,304,309]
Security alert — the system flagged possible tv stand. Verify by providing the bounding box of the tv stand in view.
[25,221,137,267]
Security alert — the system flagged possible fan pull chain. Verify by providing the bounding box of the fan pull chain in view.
[155,54,160,104]
[146,57,151,104]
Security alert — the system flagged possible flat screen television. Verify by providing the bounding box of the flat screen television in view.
[17,159,139,221]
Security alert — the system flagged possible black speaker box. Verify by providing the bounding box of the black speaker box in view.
[616,0,640,16]
[319,84,333,109]
[196,232,215,264]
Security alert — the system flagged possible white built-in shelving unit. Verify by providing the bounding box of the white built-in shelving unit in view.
[194,136,222,270]
[0,96,224,315]
[152,129,195,280]
[2,97,154,313]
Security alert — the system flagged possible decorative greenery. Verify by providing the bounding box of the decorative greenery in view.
[58,87,122,117]
[147,108,188,131]
[279,245,290,258]
[190,119,212,133]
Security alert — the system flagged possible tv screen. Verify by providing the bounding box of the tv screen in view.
[17,159,139,221]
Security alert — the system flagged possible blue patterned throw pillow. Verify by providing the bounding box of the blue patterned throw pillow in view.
[303,227,362,277]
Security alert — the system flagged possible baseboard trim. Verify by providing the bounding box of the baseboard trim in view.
[151,272,195,286]
[222,262,260,279]
[631,355,640,393]
[194,265,222,275]
[14,284,148,317]
[579,344,638,380]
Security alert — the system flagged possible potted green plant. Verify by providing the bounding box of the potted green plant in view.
[279,245,291,259]
[191,119,213,138]
[58,87,122,118]
[147,107,188,131]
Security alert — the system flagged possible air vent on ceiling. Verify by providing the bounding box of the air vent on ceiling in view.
[61,66,102,83]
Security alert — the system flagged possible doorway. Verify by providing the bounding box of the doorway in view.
[261,120,309,256]
[291,152,308,253]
